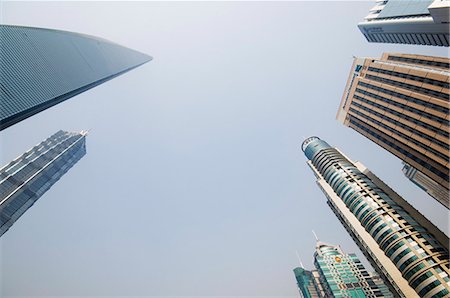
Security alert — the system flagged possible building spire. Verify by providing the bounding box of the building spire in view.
[296,250,305,268]
[312,230,319,242]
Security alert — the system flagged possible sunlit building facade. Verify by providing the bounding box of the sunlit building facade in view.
[302,136,450,298]
[358,0,449,46]
[0,130,87,237]
[0,25,152,130]
[336,53,449,207]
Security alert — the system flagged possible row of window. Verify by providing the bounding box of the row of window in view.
[355,88,448,125]
[353,94,449,139]
[358,81,449,114]
[386,56,450,70]
[349,107,448,162]
[351,101,449,150]
[365,74,449,101]
[363,32,449,47]
[349,118,449,182]
[367,67,449,89]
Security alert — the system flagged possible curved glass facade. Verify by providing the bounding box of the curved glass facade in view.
[303,137,450,298]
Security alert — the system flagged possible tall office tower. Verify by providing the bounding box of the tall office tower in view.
[358,0,449,46]
[293,240,392,297]
[0,25,152,130]
[313,240,391,297]
[402,162,449,209]
[302,136,450,298]
[293,267,322,298]
[336,53,450,208]
[0,130,87,237]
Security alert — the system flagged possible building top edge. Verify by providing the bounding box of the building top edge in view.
[0,24,152,60]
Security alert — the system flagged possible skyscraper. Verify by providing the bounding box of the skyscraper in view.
[336,53,449,207]
[293,239,393,297]
[0,130,87,237]
[0,25,152,130]
[302,136,450,298]
[293,266,322,298]
[358,0,449,46]
[402,162,449,209]
[313,240,392,297]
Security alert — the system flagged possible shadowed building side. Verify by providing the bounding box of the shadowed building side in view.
[0,25,152,130]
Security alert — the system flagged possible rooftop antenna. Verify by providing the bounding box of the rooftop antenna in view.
[312,230,319,242]
[296,250,305,268]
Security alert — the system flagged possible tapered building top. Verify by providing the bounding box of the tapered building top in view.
[0,25,152,130]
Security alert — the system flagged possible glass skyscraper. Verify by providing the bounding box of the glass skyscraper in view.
[302,136,450,298]
[358,0,449,46]
[293,240,392,297]
[0,25,152,130]
[293,266,323,298]
[0,130,87,237]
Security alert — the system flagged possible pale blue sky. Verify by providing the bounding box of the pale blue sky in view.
[0,1,448,297]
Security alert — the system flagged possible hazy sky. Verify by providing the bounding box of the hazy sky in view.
[1,1,449,297]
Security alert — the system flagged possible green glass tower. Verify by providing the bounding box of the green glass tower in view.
[313,240,390,297]
[293,239,392,297]
[293,267,322,298]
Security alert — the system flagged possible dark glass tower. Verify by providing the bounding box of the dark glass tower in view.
[302,136,450,298]
[293,266,322,298]
[0,25,152,130]
[0,130,87,236]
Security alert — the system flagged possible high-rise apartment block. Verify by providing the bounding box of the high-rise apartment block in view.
[336,53,449,207]
[0,25,152,130]
[358,0,449,46]
[302,136,450,298]
[293,240,393,297]
[402,162,449,209]
[0,130,87,237]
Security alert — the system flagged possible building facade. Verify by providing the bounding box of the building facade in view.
[293,240,393,297]
[369,272,395,298]
[302,136,450,298]
[0,130,87,237]
[402,162,449,209]
[293,267,322,298]
[0,25,152,130]
[313,240,392,297]
[336,53,449,206]
[358,0,449,46]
